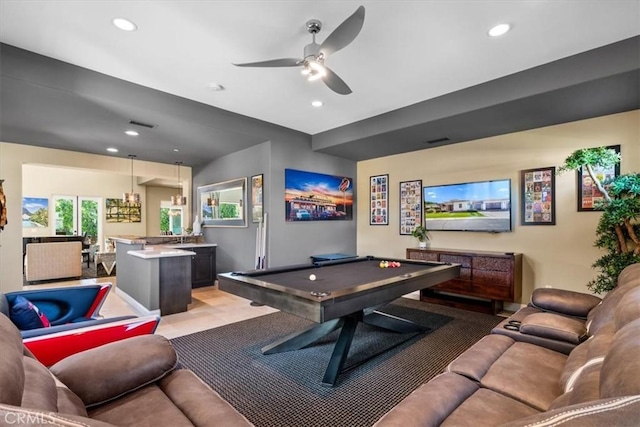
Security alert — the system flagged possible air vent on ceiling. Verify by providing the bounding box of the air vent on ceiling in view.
[425,137,450,144]
[129,120,157,129]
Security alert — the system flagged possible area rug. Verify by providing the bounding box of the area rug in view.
[171,298,502,427]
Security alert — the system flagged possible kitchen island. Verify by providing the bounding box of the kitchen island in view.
[110,236,196,316]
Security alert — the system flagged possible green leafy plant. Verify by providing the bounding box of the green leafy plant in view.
[411,225,431,242]
[558,147,640,293]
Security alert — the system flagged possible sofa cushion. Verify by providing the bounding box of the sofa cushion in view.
[480,342,566,411]
[21,357,57,412]
[53,376,88,417]
[372,373,539,427]
[600,318,640,399]
[519,313,587,344]
[88,383,195,426]
[0,315,26,406]
[446,334,514,381]
[530,288,601,318]
[549,360,602,410]
[159,369,254,427]
[10,296,50,330]
[447,334,566,411]
[617,263,640,285]
[614,286,640,331]
[51,335,177,408]
[587,279,640,335]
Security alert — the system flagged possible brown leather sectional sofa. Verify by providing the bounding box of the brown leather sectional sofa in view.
[375,263,640,426]
[0,313,253,426]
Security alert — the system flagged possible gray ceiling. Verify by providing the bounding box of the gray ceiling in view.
[0,1,639,166]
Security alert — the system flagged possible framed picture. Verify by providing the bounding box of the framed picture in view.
[284,169,352,221]
[399,180,422,235]
[198,177,248,227]
[521,167,555,226]
[22,197,49,228]
[251,174,263,223]
[370,174,389,225]
[577,145,621,211]
[106,198,141,223]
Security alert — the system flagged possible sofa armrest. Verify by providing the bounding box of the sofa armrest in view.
[499,395,640,427]
[530,288,601,318]
[50,334,177,407]
[520,313,587,344]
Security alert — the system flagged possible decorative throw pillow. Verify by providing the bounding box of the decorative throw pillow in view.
[10,295,51,330]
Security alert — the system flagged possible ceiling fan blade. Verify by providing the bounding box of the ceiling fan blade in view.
[233,58,301,67]
[322,66,352,95]
[319,5,365,57]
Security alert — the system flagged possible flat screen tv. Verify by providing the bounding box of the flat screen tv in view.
[423,179,512,232]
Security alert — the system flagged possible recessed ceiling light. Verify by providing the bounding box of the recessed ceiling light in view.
[488,23,511,37]
[107,147,119,153]
[112,18,137,32]
[311,100,324,107]
[207,83,225,91]
[125,130,139,136]
[173,148,180,152]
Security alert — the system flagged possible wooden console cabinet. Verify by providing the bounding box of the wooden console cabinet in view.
[406,247,522,314]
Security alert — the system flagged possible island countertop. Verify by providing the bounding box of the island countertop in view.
[127,246,196,259]
[164,243,218,249]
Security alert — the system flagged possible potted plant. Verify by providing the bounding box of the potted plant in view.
[411,225,432,248]
[558,147,640,293]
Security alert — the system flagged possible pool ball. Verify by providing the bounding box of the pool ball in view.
[309,274,316,281]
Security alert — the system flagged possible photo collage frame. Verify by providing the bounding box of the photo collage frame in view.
[521,166,555,225]
[370,174,388,225]
[399,180,422,235]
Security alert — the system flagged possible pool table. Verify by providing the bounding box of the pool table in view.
[217,256,460,386]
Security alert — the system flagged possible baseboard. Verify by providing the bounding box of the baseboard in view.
[115,288,161,317]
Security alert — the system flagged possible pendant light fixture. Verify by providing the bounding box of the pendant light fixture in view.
[171,161,187,206]
[123,154,140,204]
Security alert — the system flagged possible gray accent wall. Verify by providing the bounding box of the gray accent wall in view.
[194,135,357,275]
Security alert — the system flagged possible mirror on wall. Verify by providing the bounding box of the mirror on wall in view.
[198,177,247,227]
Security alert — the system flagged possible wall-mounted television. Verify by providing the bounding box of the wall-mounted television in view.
[423,179,512,232]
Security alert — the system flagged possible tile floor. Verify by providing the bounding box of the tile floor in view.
[25,277,420,339]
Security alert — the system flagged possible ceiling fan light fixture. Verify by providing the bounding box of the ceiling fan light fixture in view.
[306,60,327,81]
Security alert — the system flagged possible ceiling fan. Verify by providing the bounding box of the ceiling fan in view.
[233,6,365,95]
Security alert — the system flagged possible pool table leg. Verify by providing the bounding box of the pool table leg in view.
[262,318,344,355]
[322,312,360,387]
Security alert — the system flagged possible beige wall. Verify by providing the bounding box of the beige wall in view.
[22,164,146,244]
[0,142,191,293]
[357,111,640,307]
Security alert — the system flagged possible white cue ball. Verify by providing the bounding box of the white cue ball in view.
[309,274,316,281]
